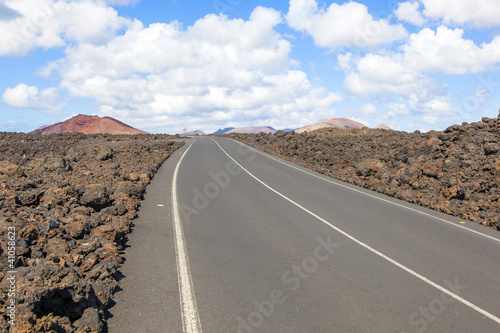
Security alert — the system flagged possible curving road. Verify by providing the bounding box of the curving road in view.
[108,136,500,333]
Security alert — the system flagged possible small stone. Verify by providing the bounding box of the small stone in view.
[44,237,70,260]
[20,225,39,244]
[92,224,120,243]
[47,217,60,230]
[0,161,24,177]
[15,190,44,206]
[444,124,461,133]
[442,185,465,200]
[356,159,384,177]
[95,146,113,161]
[484,143,499,155]
[73,307,103,331]
[80,253,99,272]
[66,218,89,239]
[80,184,110,211]
[115,181,143,198]
[43,157,67,171]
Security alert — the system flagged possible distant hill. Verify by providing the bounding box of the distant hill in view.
[374,124,392,130]
[30,114,147,135]
[213,127,235,135]
[280,128,299,132]
[296,118,365,133]
[225,126,276,134]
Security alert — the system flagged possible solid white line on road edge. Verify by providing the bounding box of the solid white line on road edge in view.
[172,141,203,333]
[226,139,500,244]
[212,138,500,327]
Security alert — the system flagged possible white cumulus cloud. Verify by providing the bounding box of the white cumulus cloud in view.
[0,0,133,56]
[2,83,64,114]
[340,53,457,124]
[43,7,342,133]
[395,1,425,26]
[359,103,377,115]
[336,16,500,126]
[387,103,409,116]
[403,26,500,74]
[286,0,407,50]
[421,0,500,28]
[342,54,418,97]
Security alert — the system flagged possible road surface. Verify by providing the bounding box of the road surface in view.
[108,136,500,332]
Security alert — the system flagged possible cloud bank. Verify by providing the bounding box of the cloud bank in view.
[2,0,500,132]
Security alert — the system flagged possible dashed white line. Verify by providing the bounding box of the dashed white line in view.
[172,141,203,333]
[227,139,500,244]
[212,138,500,327]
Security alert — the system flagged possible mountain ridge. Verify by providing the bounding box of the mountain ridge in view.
[296,118,365,133]
[30,114,147,135]
[225,126,276,134]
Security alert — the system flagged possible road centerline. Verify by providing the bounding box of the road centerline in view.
[211,138,500,327]
[172,141,203,333]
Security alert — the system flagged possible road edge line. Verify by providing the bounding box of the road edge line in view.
[172,141,203,333]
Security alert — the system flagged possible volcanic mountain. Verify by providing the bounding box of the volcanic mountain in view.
[374,124,392,130]
[30,114,147,135]
[213,127,235,135]
[296,118,365,133]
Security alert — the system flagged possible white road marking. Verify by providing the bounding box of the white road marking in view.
[172,142,203,333]
[212,138,500,327]
[227,139,500,244]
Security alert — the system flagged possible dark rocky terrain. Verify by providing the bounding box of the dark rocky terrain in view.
[0,133,184,332]
[225,116,500,231]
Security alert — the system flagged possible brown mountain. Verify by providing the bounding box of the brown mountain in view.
[30,114,147,135]
[296,118,365,133]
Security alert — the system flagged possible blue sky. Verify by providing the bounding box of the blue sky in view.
[1,0,499,134]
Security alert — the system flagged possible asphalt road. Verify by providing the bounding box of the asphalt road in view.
[108,136,500,333]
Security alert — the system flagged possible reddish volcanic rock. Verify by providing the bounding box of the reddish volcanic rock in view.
[30,114,147,135]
